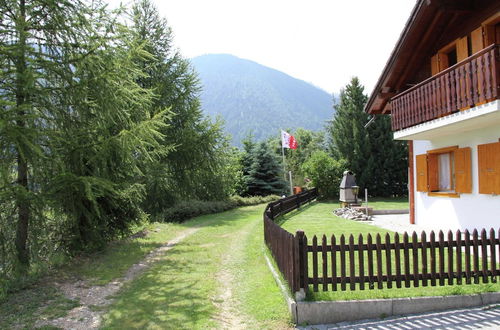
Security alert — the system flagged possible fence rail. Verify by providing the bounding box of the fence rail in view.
[263,192,500,297]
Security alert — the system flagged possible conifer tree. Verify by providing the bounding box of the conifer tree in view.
[131,0,232,212]
[328,77,371,190]
[327,77,407,196]
[0,0,166,271]
[246,141,286,196]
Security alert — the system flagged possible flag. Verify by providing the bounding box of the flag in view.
[281,130,298,149]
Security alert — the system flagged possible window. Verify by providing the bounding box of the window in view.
[416,146,471,197]
[478,141,500,195]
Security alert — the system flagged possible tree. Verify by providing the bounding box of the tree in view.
[246,141,286,196]
[365,116,408,196]
[0,0,166,272]
[302,151,346,199]
[286,128,325,185]
[131,0,233,212]
[327,77,407,197]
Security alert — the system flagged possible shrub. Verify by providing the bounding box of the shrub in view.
[302,151,346,199]
[157,195,281,223]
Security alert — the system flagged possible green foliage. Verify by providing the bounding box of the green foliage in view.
[301,151,346,199]
[156,195,280,223]
[246,141,287,196]
[327,77,407,197]
[131,0,235,214]
[285,128,326,185]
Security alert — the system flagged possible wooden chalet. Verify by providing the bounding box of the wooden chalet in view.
[366,0,500,231]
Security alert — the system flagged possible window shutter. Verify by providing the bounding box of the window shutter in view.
[431,54,439,76]
[478,141,500,194]
[470,27,484,54]
[427,153,439,191]
[416,154,428,192]
[456,36,469,62]
[454,147,472,193]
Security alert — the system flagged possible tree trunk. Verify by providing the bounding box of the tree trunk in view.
[14,0,30,271]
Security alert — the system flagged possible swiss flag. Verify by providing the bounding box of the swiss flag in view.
[281,130,298,149]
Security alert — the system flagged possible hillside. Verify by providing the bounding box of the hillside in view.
[191,54,333,145]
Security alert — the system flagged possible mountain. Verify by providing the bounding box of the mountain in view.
[191,54,333,146]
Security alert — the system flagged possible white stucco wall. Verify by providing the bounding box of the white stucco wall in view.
[413,125,500,232]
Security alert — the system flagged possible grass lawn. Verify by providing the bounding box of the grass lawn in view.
[1,205,292,329]
[280,201,499,302]
[101,204,291,329]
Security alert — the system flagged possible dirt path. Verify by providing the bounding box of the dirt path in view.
[212,220,256,329]
[35,227,200,329]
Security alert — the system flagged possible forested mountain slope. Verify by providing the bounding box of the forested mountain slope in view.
[191,54,333,145]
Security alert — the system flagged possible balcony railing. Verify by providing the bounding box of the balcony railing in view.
[391,44,499,131]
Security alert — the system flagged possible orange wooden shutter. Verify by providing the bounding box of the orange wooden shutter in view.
[416,154,428,192]
[454,147,472,193]
[478,141,500,194]
[470,27,484,54]
[431,54,439,75]
[427,153,439,191]
[438,53,449,72]
[456,37,469,62]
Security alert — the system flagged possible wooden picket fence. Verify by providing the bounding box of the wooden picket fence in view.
[304,228,499,292]
[263,188,318,293]
[264,193,500,296]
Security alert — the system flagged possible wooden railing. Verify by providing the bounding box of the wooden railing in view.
[391,44,499,131]
[263,188,318,293]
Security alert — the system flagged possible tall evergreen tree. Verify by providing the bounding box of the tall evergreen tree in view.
[328,77,371,190]
[0,0,166,271]
[246,141,286,196]
[327,77,407,197]
[131,0,232,213]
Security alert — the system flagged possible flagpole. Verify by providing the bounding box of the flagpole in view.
[281,130,286,181]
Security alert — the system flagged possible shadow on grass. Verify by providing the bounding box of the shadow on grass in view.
[102,240,218,329]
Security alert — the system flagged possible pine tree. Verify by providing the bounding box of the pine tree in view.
[327,77,407,197]
[246,141,286,196]
[328,77,371,190]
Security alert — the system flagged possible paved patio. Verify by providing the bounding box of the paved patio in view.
[297,304,500,329]
[368,214,457,234]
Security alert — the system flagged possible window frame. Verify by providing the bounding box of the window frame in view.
[415,145,472,198]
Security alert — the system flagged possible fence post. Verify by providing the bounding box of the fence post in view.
[295,230,307,300]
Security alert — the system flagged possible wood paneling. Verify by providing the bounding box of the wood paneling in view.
[478,141,500,194]
[416,154,428,192]
[454,147,472,193]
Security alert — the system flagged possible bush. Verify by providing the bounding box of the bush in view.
[302,151,346,199]
[157,195,281,223]
[229,195,280,206]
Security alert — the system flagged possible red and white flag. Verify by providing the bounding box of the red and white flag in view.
[281,130,298,149]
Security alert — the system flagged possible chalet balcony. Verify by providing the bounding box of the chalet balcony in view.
[391,44,499,133]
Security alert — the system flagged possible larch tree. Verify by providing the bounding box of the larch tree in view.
[0,0,166,272]
[131,0,233,214]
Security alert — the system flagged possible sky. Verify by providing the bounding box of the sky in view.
[107,0,416,95]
